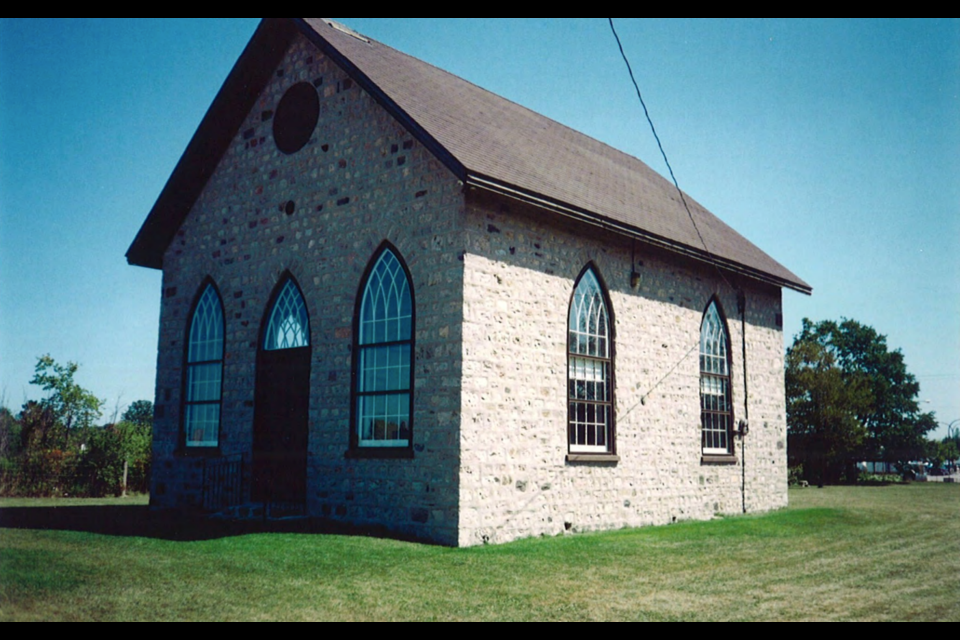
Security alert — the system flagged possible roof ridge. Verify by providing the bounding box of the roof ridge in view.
[309,18,678,192]
[320,19,371,43]
[129,18,810,294]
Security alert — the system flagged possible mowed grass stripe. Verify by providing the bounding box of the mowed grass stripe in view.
[1,485,957,621]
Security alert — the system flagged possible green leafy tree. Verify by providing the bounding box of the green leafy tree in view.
[71,421,152,497]
[786,330,871,485]
[71,426,123,497]
[787,319,937,484]
[821,321,935,466]
[0,406,20,460]
[18,400,65,454]
[928,440,959,471]
[16,401,70,496]
[944,431,960,452]
[116,420,152,494]
[122,400,154,429]
[3,358,104,496]
[0,406,22,493]
[30,355,103,431]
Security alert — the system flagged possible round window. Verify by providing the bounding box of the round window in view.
[273,83,320,155]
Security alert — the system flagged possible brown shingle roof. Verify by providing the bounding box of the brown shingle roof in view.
[128,18,810,294]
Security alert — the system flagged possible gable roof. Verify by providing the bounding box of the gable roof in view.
[127,18,811,295]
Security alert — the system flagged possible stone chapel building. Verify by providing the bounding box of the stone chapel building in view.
[127,18,811,547]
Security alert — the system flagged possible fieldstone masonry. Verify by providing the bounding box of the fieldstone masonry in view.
[148,32,788,547]
[458,192,787,546]
[151,36,466,544]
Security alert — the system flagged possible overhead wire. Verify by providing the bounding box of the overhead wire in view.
[608,21,750,496]
[608,17,736,295]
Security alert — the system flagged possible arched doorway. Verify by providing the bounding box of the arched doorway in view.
[253,276,312,506]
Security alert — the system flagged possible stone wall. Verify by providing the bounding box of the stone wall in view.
[457,190,788,547]
[147,32,789,548]
[150,34,466,545]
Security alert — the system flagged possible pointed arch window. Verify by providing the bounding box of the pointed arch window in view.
[264,279,310,351]
[353,247,414,451]
[184,283,224,449]
[568,267,614,456]
[701,300,733,456]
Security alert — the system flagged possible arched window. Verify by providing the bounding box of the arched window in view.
[184,283,224,449]
[264,279,310,351]
[568,267,614,455]
[701,299,733,456]
[353,247,414,451]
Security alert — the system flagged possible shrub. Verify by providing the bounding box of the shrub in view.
[858,474,904,487]
[788,466,806,486]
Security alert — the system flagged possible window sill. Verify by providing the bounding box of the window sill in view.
[567,454,620,465]
[345,448,415,461]
[701,454,738,466]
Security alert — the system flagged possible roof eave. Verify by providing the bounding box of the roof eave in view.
[127,17,812,298]
[465,173,813,296]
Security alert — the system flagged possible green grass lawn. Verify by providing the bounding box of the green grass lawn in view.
[0,495,150,509]
[1,485,958,621]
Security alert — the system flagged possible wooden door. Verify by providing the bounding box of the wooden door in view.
[252,347,310,504]
[252,277,312,506]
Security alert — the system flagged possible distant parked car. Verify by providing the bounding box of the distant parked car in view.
[930,469,950,477]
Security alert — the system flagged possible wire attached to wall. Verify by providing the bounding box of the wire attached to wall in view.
[619,340,700,422]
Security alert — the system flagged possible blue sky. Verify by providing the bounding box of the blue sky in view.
[1,18,957,437]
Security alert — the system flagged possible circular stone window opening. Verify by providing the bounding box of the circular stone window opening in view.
[273,83,320,155]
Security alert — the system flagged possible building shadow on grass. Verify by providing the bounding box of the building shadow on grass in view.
[0,505,427,544]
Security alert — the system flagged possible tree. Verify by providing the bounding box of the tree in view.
[786,329,871,485]
[928,440,959,471]
[944,430,960,452]
[15,400,69,497]
[122,400,154,429]
[18,400,64,453]
[786,319,937,484]
[115,419,152,494]
[0,360,154,498]
[0,406,20,460]
[30,355,103,431]
[0,406,22,493]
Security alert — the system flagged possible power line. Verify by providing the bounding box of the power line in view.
[607,18,735,294]
[607,18,708,413]
[608,19,751,459]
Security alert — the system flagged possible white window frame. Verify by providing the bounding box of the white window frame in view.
[701,300,733,457]
[568,267,614,456]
